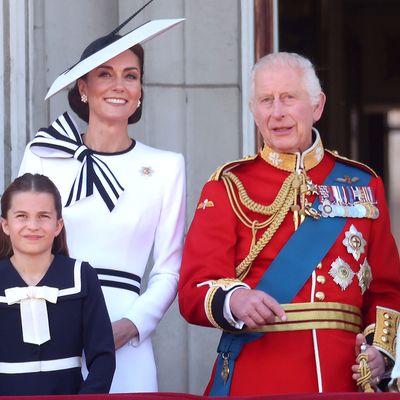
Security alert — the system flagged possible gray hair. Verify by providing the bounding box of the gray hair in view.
[250,52,322,106]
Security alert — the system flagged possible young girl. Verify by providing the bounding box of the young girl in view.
[0,173,115,395]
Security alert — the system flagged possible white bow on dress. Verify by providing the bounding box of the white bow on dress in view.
[5,286,59,345]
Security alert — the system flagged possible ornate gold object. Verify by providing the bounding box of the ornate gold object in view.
[221,353,230,384]
[221,169,318,280]
[357,344,374,392]
[372,306,400,359]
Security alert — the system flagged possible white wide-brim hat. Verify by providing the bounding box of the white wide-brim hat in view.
[45,18,184,100]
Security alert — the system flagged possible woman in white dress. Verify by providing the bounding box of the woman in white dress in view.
[19,14,186,393]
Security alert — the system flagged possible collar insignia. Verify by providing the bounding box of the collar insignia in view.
[260,128,324,172]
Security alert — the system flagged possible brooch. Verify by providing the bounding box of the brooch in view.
[140,166,154,177]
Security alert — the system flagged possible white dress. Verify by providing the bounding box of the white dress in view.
[19,113,186,393]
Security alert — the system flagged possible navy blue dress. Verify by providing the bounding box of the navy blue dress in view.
[0,254,115,395]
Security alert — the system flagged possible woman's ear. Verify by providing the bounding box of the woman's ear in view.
[77,79,86,97]
[55,218,64,237]
[1,217,10,236]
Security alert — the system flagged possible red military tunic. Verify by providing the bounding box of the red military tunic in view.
[178,134,400,396]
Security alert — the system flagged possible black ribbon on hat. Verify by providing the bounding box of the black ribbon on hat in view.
[62,0,155,74]
[30,112,124,212]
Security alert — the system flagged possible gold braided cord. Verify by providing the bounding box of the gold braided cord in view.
[220,170,308,280]
[224,171,299,215]
[222,175,276,230]
[235,190,294,280]
[356,352,374,392]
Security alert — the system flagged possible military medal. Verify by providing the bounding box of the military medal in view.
[317,184,378,219]
[329,257,355,290]
[357,259,373,294]
[342,224,366,261]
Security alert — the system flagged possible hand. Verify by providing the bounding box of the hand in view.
[112,318,139,350]
[352,333,385,385]
[230,288,286,329]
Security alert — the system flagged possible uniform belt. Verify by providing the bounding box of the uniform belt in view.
[0,356,82,374]
[245,302,361,334]
[95,268,141,294]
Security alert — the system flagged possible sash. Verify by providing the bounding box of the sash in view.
[209,161,373,396]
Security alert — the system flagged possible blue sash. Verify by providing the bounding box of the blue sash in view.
[209,161,372,396]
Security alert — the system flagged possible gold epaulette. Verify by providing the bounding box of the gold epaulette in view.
[208,154,258,181]
[326,149,378,178]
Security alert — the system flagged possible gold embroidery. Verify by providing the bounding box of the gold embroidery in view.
[197,199,215,210]
[260,137,324,172]
[372,307,400,359]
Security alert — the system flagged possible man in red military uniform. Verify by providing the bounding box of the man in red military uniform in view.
[178,52,400,396]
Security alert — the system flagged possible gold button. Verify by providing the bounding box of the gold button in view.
[383,328,390,335]
[384,313,391,319]
[316,263,322,270]
[315,291,325,301]
[317,275,326,284]
[382,336,388,343]
[384,320,392,327]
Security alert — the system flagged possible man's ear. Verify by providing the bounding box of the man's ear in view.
[313,92,326,123]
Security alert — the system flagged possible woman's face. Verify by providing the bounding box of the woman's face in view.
[78,49,142,125]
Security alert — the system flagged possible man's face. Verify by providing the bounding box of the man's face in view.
[250,64,325,153]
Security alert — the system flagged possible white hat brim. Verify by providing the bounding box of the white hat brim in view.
[45,18,185,100]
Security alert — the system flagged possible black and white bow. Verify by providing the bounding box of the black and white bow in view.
[30,112,124,212]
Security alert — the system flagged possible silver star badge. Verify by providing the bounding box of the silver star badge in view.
[342,224,366,261]
[329,257,355,290]
[357,259,372,295]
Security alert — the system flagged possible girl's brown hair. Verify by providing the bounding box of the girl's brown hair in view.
[0,173,69,258]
